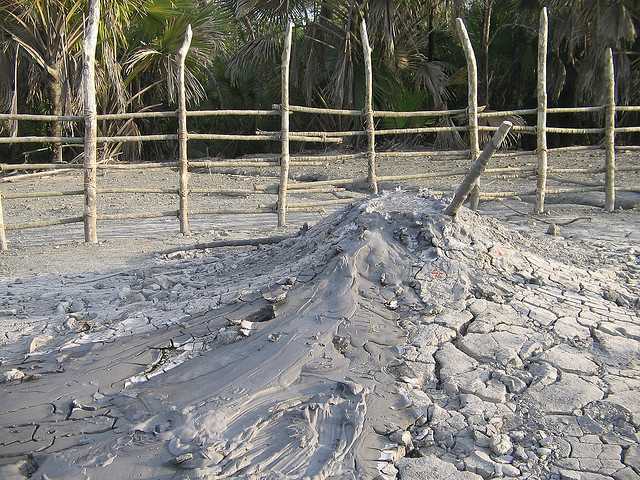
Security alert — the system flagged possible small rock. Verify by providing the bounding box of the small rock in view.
[490,433,513,455]
[537,447,552,458]
[546,223,560,236]
[513,446,528,461]
[175,453,193,464]
[386,299,399,310]
[473,430,491,448]
[3,369,26,382]
[389,430,412,447]
[29,335,53,353]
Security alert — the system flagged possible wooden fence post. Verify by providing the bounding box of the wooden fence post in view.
[456,18,481,210]
[0,193,7,251]
[604,47,616,212]
[82,0,100,243]
[278,22,293,227]
[445,121,513,216]
[177,25,193,235]
[360,19,378,194]
[535,7,548,214]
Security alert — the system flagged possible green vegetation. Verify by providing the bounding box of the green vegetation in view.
[0,0,638,163]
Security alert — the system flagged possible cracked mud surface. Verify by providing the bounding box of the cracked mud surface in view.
[1,192,639,480]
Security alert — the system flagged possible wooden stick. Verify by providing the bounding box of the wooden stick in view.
[6,216,84,231]
[100,162,178,169]
[478,125,536,133]
[99,211,178,221]
[262,125,468,137]
[189,160,325,168]
[278,22,293,227]
[604,47,616,212]
[547,106,605,114]
[374,108,477,118]
[0,109,281,122]
[0,114,83,122]
[548,167,604,174]
[187,109,279,117]
[0,169,74,182]
[615,106,640,112]
[456,18,481,210]
[188,132,341,143]
[286,105,360,116]
[0,136,84,145]
[191,206,275,215]
[98,188,178,194]
[546,127,604,134]
[547,145,601,153]
[0,162,177,171]
[535,7,548,214]
[376,150,470,158]
[284,104,487,117]
[616,145,640,151]
[291,153,366,162]
[177,25,193,235]
[162,234,293,254]
[614,127,640,133]
[445,121,513,216]
[0,193,7,251]
[98,111,175,120]
[479,109,537,118]
[83,0,100,244]
[98,134,178,143]
[360,19,378,194]
[493,150,536,157]
[4,190,84,199]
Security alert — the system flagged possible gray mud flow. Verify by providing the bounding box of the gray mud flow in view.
[1,192,639,480]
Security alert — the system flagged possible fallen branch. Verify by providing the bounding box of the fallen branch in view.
[0,168,75,183]
[161,234,294,255]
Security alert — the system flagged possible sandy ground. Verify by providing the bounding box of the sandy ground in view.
[0,150,638,276]
[0,152,639,480]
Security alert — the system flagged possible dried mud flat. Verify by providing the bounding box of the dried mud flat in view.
[0,191,639,480]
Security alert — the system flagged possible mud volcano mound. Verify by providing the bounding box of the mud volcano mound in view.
[1,192,639,480]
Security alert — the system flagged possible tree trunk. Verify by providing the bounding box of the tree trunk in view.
[49,69,63,163]
[479,0,492,107]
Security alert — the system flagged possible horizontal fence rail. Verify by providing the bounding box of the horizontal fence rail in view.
[0,8,639,251]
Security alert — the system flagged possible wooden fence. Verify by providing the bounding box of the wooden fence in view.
[0,7,639,252]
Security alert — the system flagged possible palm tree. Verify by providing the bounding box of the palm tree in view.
[0,0,230,162]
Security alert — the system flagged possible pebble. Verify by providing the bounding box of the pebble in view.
[2,369,25,382]
[514,446,528,460]
[389,430,412,447]
[175,453,193,464]
[490,433,513,455]
[29,335,53,353]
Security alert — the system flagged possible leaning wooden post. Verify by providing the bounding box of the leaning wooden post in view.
[604,47,616,212]
[277,21,294,227]
[0,192,7,251]
[360,19,378,194]
[177,25,193,235]
[456,18,481,210]
[534,7,548,214]
[445,121,512,216]
[82,0,100,243]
